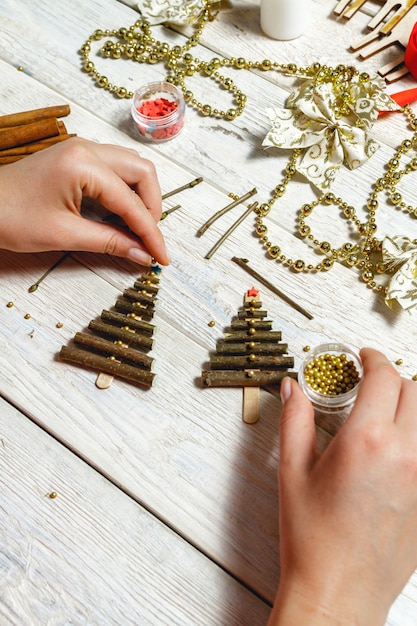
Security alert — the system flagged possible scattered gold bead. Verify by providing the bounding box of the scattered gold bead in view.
[24,313,31,319]
[6,301,14,308]
[56,322,64,329]
[395,359,403,366]
[413,374,417,381]
[303,345,311,352]
[208,320,215,327]
[48,492,57,499]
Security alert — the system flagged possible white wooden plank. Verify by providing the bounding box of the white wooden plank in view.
[0,396,270,625]
[1,1,417,620]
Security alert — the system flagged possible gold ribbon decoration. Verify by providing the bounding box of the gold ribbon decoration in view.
[262,69,401,190]
[136,0,209,25]
[383,236,417,311]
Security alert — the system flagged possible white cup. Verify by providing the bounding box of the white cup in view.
[260,0,311,40]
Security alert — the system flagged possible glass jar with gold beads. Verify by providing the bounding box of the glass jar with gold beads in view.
[298,343,363,432]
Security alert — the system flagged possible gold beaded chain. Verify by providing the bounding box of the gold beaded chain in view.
[253,102,417,298]
[79,9,417,298]
[78,3,301,121]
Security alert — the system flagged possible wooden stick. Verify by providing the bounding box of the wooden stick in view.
[114,299,155,319]
[231,257,314,320]
[237,309,266,319]
[60,346,155,388]
[222,330,282,342]
[123,288,156,308]
[205,203,257,260]
[201,370,297,387]
[161,176,203,200]
[197,188,258,236]
[215,342,289,355]
[88,320,154,350]
[73,332,154,368]
[230,319,273,330]
[0,104,70,129]
[100,310,155,335]
[209,355,295,370]
[0,117,60,150]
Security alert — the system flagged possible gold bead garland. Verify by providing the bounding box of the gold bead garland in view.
[254,104,417,297]
[79,9,417,302]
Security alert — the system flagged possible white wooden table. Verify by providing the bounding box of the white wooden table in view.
[1,1,417,624]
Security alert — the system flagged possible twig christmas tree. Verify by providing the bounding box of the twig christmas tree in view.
[201,287,297,423]
[59,266,162,389]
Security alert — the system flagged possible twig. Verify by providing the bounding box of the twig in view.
[231,256,314,320]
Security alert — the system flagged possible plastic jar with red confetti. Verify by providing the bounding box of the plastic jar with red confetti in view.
[131,81,185,142]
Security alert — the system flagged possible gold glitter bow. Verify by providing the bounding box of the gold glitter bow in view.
[136,0,211,25]
[262,68,401,190]
[382,236,417,312]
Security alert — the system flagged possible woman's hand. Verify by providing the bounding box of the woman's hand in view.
[0,137,169,266]
[269,348,417,625]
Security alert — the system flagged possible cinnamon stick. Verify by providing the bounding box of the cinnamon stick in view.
[0,117,60,150]
[0,155,25,164]
[0,104,70,129]
[0,134,76,156]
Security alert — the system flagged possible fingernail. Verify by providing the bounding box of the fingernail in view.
[280,377,292,405]
[127,248,152,266]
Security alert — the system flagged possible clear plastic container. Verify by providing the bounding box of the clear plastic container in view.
[298,343,363,426]
[131,81,185,143]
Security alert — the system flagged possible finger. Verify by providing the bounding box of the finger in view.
[394,378,417,428]
[82,141,162,221]
[279,377,317,478]
[78,154,169,265]
[349,348,402,426]
[49,213,157,264]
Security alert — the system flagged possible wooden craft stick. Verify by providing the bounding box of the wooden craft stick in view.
[243,386,260,424]
[0,117,60,150]
[57,120,67,134]
[0,104,70,129]
[60,346,155,388]
[201,370,297,387]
